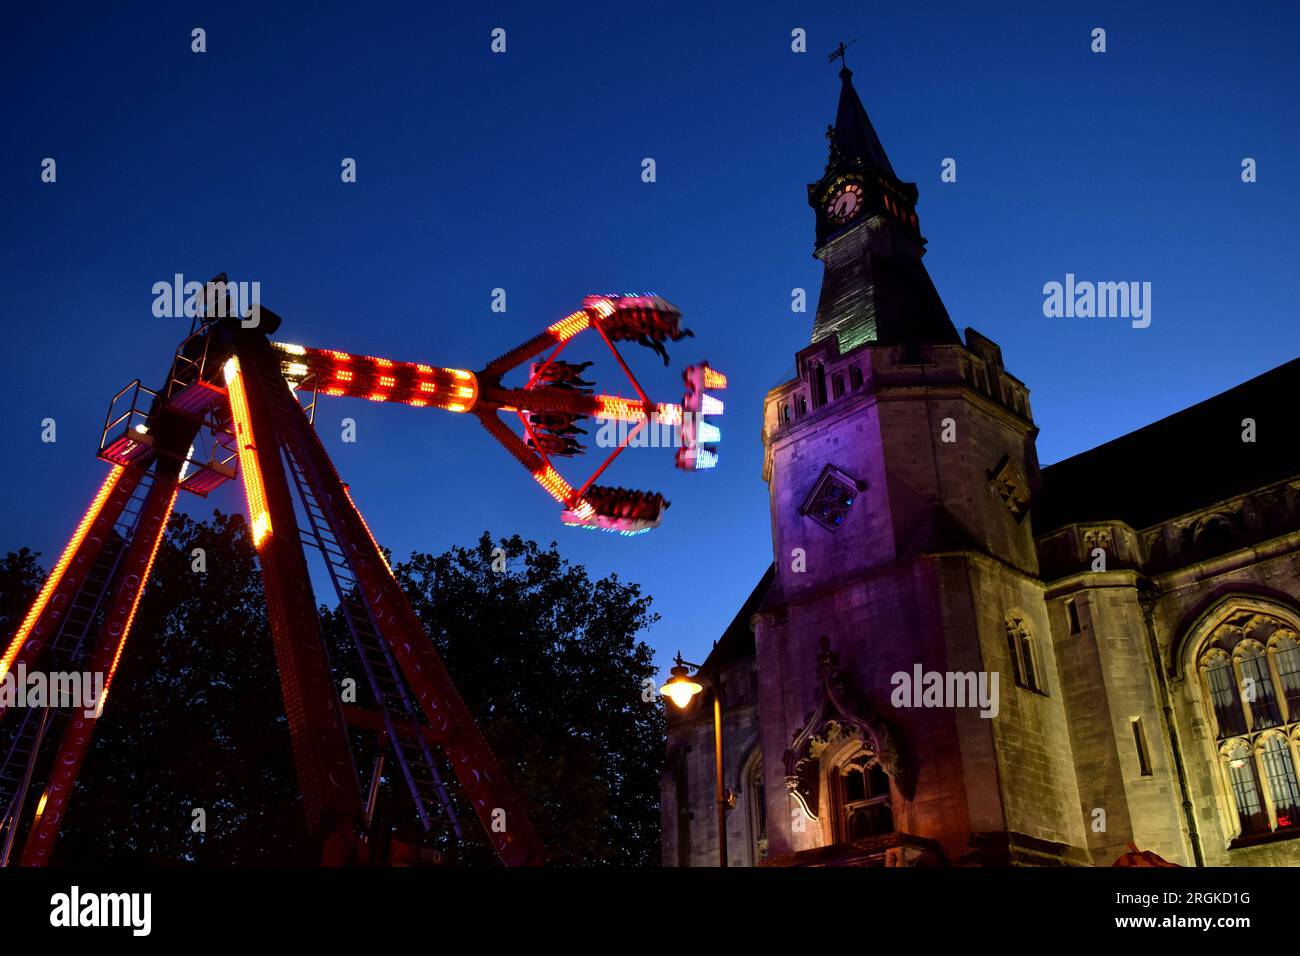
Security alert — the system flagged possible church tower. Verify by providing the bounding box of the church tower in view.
[807,64,958,355]
[664,59,1295,871]
[749,64,1093,866]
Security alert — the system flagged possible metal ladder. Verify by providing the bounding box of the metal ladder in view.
[256,359,462,840]
[0,466,155,844]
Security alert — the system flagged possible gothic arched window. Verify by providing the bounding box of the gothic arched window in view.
[1274,634,1300,716]
[1202,650,1248,737]
[1196,611,1300,840]
[1199,627,1300,738]
[1223,739,1268,836]
[833,752,893,843]
[1236,642,1281,729]
[1260,734,1300,829]
[1005,615,1042,693]
[812,364,828,407]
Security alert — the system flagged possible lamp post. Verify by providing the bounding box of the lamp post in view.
[660,653,730,867]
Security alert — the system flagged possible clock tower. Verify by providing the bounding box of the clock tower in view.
[748,64,1089,866]
[663,59,1299,872]
[808,65,959,354]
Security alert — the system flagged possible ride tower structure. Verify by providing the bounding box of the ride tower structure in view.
[0,280,724,866]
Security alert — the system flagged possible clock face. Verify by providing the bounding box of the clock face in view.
[826,182,864,224]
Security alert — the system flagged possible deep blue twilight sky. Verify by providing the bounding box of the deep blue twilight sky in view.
[3,2,1298,677]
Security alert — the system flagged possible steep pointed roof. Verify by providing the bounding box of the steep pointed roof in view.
[808,65,959,352]
[829,66,897,179]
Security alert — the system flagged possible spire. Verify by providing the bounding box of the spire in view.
[806,64,961,353]
[828,66,897,179]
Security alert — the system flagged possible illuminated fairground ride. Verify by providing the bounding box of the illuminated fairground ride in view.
[0,280,725,867]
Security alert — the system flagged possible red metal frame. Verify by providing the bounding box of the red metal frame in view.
[1,292,714,867]
[19,473,180,865]
[0,465,140,701]
[229,346,367,863]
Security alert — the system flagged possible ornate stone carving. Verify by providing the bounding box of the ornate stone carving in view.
[1191,512,1236,550]
[988,455,1030,519]
[783,638,914,821]
[799,465,862,533]
[1082,526,1113,553]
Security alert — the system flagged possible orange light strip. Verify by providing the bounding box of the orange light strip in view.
[593,396,683,425]
[533,465,575,505]
[99,485,179,708]
[703,367,728,390]
[343,485,393,575]
[547,310,590,342]
[272,342,477,412]
[656,404,684,426]
[594,396,641,422]
[0,465,124,682]
[223,357,273,548]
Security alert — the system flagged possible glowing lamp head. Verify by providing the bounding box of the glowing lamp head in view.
[660,663,703,709]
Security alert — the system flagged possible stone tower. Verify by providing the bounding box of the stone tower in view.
[752,66,1092,866]
[661,65,1300,871]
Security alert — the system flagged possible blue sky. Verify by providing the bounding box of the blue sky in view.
[3,1,1298,675]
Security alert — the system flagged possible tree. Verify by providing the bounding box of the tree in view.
[0,548,45,640]
[10,516,661,865]
[55,511,312,864]
[386,533,663,865]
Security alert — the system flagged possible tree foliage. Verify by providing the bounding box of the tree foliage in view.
[8,514,663,865]
[56,511,312,864]
[390,533,663,865]
[0,548,45,640]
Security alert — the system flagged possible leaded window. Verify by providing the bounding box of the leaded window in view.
[1225,740,1268,836]
[1197,612,1300,841]
[835,755,892,843]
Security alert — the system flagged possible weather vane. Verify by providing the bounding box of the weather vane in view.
[829,39,856,68]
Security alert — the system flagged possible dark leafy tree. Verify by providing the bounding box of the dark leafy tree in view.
[10,515,661,865]
[55,511,313,864]
[0,548,45,639]
[325,533,664,866]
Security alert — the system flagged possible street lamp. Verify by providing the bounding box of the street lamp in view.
[660,653,730,867]
[660,661,703,709]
